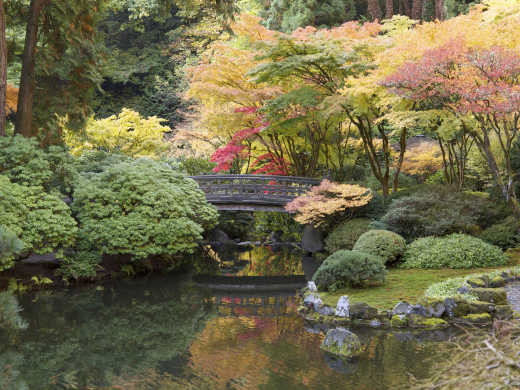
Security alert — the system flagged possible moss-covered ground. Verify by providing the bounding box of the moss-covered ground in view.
[319,251,520,310]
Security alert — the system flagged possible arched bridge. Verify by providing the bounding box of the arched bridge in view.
[190,174,321,212]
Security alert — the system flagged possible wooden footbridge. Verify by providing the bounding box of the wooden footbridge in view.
[189,174,321,212]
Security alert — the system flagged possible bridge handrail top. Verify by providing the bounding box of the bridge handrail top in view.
[188,174,322,183]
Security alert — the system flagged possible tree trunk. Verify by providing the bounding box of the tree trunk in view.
[400,0,411,17]
[411,0,423,20]
[435,0,446,20]
[15,0,45,138]
[392,128,407,193]
[386,0,394,19]
[367,0,382,20]
[0,0,6,137]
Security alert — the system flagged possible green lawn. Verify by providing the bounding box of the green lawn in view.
[319,251,520,310]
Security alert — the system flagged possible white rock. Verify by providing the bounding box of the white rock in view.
[307,281,318,292]
[335,296,350,318]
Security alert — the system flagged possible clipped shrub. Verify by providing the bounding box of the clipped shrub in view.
[480,216,520,250]
[353,230,406,264]
[313,250,386,291]
[72,159,219,261]
[402,234,508,269]
[56,251,102,281]
[0,134,77,194]
[0,176,77,270]
[286,180,373,228]
[324,218,371,253]
[380,185,507,240]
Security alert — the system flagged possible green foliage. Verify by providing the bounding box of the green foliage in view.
[313,250,386,291]
[262,0,357,32]
[72,159,219,261]
[0,176,78,270]
[65,109,171,158]
[0,226,24,269]
[380,186,507,240]
[480,216,520,250]
[178,156,216,175]
[402,234,508,269]
[0,292,27,332]
[324,218,371,253]
[253,212,303,242]
[56,251,102,281]
[217,211,255,240]
[0,135,77,194]
[353,230,406,264]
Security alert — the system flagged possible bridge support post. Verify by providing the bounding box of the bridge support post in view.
[301,224,324,253]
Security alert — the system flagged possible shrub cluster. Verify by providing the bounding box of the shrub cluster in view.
[480,216,520,250]
[72,159,219,261]
[313,250,386,291]
[325,218,371,253]
[380,185,507,239]
[402,234,508,269]
[353,230,406,264]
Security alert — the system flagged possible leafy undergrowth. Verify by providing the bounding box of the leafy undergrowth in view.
[319,252,520,310]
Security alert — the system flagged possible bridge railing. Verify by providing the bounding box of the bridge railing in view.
[189,174,321,206]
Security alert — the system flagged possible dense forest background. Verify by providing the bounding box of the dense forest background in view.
[3,0,478,141]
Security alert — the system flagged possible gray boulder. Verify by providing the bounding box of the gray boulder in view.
[307,281,318,292]
[392,302,412,316]
[304,293,323,310]
[301,225,324,253]
[409,304,429,317]
[21,253,61,267]
[335,296,350,318]
[427,302,446,318]
[320,328,362,358]
[350,302,378,320]
[316,304,335,316]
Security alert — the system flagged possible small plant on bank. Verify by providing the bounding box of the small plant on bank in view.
[285,180,373,228]
[353,230,406,264]
[402,234,508,269]
[324,218,371,253]
[313,250,386,292]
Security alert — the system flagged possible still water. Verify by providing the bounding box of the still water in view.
[2,247,450,390]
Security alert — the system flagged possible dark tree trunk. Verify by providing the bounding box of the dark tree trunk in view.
[435,0,446,20]
[411,0,424,20]
[15,0,45,138]
[367,0,382,20]
[0,0,6,136]
[386,0,394,19]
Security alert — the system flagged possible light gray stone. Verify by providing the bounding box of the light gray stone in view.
[304,293,322,310]
[369,319,382,328]
[392,302,412,316]
[427,302,446,318]
[409,304,428,317]
[316,304,335,316]
[307,281,318,292]
[335,296,350,318]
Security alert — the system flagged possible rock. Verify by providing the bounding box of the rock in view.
[489,275,507,288]
[467,277,487,288]
[208,229,233,245]
[304,293,323,310]
[443,298,457,318]
[409,304,429,317]
[426,302,446,318]
[350,302,378,320]
[460,313,492,324]
[316,304,335,316]
[467,301,495,314]
[494,305,513,320]
[469,288,508,305]
[457,285,471,295]
[307,281,318,292]
[301,225,324,253]
[391,314,408,328]
[335,296,350,318]
[407,314,449,329]
[392,302,412,316]
[369,319,382,328]
[320,328,362,358]
[20,253,61,268]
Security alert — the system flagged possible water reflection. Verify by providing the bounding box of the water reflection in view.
[0,249,450,390]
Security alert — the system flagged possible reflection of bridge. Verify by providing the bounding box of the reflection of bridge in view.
[190,175,321,212]
[205,293,299,317]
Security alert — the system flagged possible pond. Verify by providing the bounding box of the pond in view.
[2,247,452,390]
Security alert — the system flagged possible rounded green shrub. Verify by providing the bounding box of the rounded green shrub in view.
[353,229,406,264]
[325,218,371,253]
[72,159,219,262]
[480,216,520,250]
[312,250,386,291]
[0,176,77,270]
[402,234,508,269]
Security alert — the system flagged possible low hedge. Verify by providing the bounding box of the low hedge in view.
[313,250,386,291]
[402,234,508,270]
[353,229,406,264]
[324,218,371,253]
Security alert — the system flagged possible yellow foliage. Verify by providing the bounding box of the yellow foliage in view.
[400,139,443,178]
[6,84,18,114]
[64,108,171,158]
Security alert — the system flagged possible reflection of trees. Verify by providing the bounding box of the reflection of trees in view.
[9,276,214,389]
[237,247,303,276]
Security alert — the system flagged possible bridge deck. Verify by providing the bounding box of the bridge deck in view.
[190,174,321,211]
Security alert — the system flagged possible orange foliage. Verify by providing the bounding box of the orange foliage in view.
[400,138,443,180]
[6,84,18,114]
